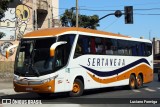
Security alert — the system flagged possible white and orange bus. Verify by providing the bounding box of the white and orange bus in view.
[6,27,153,97]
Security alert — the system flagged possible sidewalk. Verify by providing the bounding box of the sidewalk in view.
[0,81,13,90]
[0,81,16,96]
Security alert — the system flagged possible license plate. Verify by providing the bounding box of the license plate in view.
[26,87,33,91]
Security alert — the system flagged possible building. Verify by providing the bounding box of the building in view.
[0,0,60,61]
[153,38,160,59]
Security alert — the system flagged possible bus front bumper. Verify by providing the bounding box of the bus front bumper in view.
[13,80,55,93]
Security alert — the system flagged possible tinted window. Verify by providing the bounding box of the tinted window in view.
[117,40,152,56]
[74,35,152,58]
[54,34,76,71]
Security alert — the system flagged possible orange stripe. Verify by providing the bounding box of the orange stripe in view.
[87,64,153,84]
[24,27,130,38]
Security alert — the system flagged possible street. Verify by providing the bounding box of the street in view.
[0,73,160,107]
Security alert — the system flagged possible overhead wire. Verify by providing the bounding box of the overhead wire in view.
[102,18,119,30]
[76,1,160,8]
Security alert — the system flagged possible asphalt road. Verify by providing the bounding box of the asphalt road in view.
[0,73,160,107]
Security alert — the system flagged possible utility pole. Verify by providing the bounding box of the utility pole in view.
[33,0,37,30]
[149,30,151,40]
[76,0,78,27]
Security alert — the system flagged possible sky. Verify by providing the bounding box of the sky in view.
[59,0,160,40]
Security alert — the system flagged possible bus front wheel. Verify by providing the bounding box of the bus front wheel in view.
[69,79,84,97]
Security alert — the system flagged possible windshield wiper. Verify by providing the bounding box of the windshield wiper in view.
[30,48,40,77]
[29,66,40,77]
[15,70,22,76]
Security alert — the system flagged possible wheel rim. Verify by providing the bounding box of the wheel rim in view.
[72,82,80,93]
[137,77,141,86]
[131,78,135,88]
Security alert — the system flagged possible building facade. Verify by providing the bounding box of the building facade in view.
[0,0,60,61]
[153,38,160,59]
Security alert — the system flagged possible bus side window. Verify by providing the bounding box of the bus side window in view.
[145,43,152,56]
[90,37,96,54]
[74,35,84,58]
[95,37,103,54]
[132,44,137,56]
[75,37,83,57]
[105,38,112,55]
[82,37,89,54]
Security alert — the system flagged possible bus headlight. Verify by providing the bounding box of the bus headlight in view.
[13,75,19,82]
[42,78,50,83]
[41,75,58,83]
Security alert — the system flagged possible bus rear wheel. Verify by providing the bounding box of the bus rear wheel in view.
[129,74,136,89]
[69,79,84,97]
[136,75,143,89]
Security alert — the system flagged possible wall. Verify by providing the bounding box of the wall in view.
[0,0,59,81]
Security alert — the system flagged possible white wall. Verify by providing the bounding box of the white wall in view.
[52,0,59,19]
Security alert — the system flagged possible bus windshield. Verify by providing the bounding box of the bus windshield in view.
[15,34,76,77]
[15,37,56,77]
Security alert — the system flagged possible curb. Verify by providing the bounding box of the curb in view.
[0,89,16,95]
[0,89,25,96]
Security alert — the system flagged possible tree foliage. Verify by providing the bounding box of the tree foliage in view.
[61,8,99,29]
[0,0,13,20]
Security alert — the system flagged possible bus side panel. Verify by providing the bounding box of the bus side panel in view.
[71,55,153,89]
[70,56,101,90]
[54,69,66,93]
[142,55,153,83]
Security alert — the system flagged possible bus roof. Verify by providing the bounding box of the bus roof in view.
[24,27,130,38]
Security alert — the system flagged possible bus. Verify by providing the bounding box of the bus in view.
[6,27,153,97]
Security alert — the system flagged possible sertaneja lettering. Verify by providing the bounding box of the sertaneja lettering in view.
[87,58,125,67]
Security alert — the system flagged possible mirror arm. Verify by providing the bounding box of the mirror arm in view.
[50,41,67,57]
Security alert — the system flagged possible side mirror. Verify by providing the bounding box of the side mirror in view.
[50,41,67,57]
[6,44,18,59]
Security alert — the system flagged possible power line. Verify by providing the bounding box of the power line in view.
[78,8,118,12]
[135,13,160,15]
[134,8,160,11]
[102,18,119,30]
[22,0,160,12]
[53,6,160,12]
[79,8,160,12]
[78,2,160,9]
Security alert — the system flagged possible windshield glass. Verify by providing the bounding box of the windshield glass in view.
[15,34,76,77]
[15,37,56,76]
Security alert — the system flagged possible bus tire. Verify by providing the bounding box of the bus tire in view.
[136,75,143,89]
[69,79,84,97]
[129,74,136,89]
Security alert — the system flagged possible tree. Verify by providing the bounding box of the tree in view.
[61,8,99,29]
[0,0,13,20]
